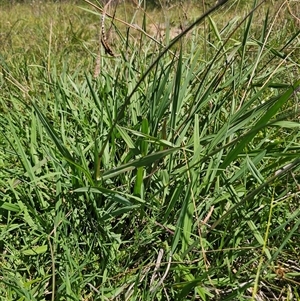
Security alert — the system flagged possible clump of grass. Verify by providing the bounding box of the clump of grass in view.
[1,0,300,300]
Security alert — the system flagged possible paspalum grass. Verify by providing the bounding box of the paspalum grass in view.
[0,0,300,300]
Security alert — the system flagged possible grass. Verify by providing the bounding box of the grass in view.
[0,0,300,300]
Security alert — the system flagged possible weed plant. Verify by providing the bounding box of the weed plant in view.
[0,0,300,300]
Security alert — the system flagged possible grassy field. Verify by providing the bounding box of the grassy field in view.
[1,0,300,300]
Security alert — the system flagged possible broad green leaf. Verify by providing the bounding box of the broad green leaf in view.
[101,147,180,180]
[22,245,48,256]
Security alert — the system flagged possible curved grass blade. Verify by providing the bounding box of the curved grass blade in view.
[219,80,300,171]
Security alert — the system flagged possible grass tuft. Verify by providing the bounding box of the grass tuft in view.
[1,0,300,300]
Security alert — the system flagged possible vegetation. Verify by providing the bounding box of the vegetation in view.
[0,0,299,300]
